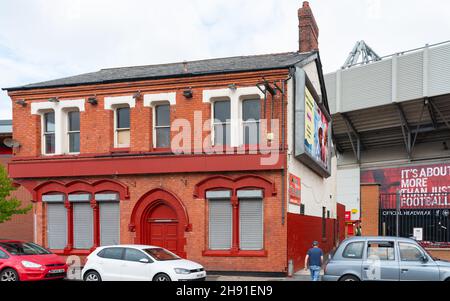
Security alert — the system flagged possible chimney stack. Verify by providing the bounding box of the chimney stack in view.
[298,1,319,53]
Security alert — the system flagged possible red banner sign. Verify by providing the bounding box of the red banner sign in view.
[361,163,450,209]
[289,174,301,205]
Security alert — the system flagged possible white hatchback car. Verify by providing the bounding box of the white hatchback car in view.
[82,245,206,281]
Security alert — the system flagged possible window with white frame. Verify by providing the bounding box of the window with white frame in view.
[115,107,130,148]
[213,100,231,146]
[242,99,261,145]
[67,111,80,153]
[154,104,170,148]
[43,112,56,154]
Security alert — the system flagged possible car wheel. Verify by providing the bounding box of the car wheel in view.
[1,269,19,282]
[339,275,360,282]
[84,271,102,282]
[153,273,171,281]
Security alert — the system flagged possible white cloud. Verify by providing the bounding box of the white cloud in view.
[1,0,450,119]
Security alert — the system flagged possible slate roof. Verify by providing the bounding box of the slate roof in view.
[4,51,315,91]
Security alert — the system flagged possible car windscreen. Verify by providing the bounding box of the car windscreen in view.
[0,242,52,256]
[143,248,180,261]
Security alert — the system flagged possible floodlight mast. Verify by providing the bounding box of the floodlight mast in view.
[342,40,381,69]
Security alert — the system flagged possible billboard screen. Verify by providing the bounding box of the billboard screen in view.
[294,67,331,178]
[304,87,330,170]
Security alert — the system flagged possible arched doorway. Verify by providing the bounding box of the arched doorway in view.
[142,202,179,253]
[129,189,189,258]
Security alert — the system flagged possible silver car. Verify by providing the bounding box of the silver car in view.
[323,236,450,281]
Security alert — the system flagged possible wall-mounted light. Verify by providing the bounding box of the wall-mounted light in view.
[48,97,59,103]
[133,91,142,99]
[183,89,193,99]
[228,84,237,91]
[15,99,27,107]
[87,96,98,105]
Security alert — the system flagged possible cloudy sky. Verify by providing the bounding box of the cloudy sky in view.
[1,0,449,119]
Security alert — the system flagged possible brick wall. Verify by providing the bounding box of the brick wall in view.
[10,70,288,158]
[32,170,288,273]
[0,156,33,241]
[360,184,380,236]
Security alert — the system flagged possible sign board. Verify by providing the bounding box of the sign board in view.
[294,68,332,178]
[413,228,423,241]
[289,174,301,205]
[345,211,352,221]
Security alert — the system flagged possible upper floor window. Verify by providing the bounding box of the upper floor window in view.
[213,100,231,146]
[242,99,261,145]
[155,104,170,148]
[115,107,130,148]
[43,112,55,154]
[67,111,80,153]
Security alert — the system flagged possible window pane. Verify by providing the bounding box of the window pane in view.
[214,101,230,122]
[69,132,80,153]
[117,107,130,129]
[242,99,260,121]
[117,129,130,147]
[239,199,263,250]
[156,105,170,127]
[45,134,55,154]
[214,124,230,146]
[209,199,232,250]
[44,112,55,133]
[68,111,80,131]
[124,248,149,262]
[243,122,260,145]
[156,127,170,148]
[367,242,395,261]
[399,243,423,261]
[101,248,124,260]
[343,242,364,259]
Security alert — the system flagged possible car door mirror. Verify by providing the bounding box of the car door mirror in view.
[421,255,428,263]
[139,258,150,264]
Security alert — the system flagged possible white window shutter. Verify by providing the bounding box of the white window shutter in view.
[239,199,263,250]
[208,199,232,250]
[73,203,94,249]
[100,202,120,246]
[47,203,67,249]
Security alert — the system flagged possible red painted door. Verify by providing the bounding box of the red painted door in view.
[144,203,179,255]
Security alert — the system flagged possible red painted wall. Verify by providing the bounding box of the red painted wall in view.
[287,213,337,272]
[336,203,346,242]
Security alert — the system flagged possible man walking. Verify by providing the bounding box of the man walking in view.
[304,241,324,281]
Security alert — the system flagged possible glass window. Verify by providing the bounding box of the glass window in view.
[0,242,51,256]
[213,100,231,146]
[99,248,124,260]
[124,248,151,262]
[342,242,365,259]
[68,111,80,153]
[44,112,55,154]
[0,249,8,259]
[242,99,261,145]
[115,107,130,148]
[399,243,424,261]
[155,104,170,148]
[144,248,180,261]
[367,241,395,261]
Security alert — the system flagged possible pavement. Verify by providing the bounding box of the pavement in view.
[206,269,324,282]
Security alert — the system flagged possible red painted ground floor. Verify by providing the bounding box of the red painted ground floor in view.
[17,171,342,274]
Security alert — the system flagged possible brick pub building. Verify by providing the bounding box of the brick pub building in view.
[3,2,344,274]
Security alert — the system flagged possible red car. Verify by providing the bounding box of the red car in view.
[0,240,68,281]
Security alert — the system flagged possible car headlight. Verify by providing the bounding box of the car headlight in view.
[174,268,191,275]
[22,261,42,269]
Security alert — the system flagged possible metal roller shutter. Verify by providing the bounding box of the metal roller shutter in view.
[239,199,263,250]
[208,199,232,250]
[100,202,120,246]
[73,203,93,249]
[47,203,67,249]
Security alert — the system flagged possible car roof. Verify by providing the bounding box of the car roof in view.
[97,244,161,250]
[344,236,417,243]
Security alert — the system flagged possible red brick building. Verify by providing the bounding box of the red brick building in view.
[0,120,34,241]
[3,2,343,274]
